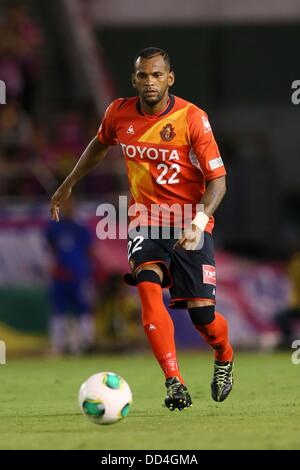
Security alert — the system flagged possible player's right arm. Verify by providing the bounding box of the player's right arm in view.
[50,138,109,221]
[51,100,121,221]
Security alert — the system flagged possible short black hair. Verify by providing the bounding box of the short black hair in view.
[134,47,171,71]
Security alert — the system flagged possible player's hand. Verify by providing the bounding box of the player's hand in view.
[175,224,203,251]
[50,183,72,222]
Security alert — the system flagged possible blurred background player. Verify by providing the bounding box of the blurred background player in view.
[50,47,233,409]
[0,0,299,449]
[45,196,95,355]
[98,273,144,351]
[274,252,300,349]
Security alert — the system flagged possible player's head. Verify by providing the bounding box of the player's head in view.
[132,47,175,106]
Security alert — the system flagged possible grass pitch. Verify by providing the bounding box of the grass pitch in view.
[0,352,299,450]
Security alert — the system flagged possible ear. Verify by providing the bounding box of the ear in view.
[168,71,175,87]
[131,73,136,89]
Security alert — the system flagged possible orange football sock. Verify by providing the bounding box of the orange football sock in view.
[137,281,185,383]
[196,311,233,362]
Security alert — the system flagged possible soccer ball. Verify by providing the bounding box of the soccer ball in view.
[78,372,132,425]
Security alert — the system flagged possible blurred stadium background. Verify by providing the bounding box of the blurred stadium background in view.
[0,0,300,358]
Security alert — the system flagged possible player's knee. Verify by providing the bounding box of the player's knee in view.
[187,299,214,309]
[136,269,162,286]
[136,264,163,284]
[188,305,215,326]
[136,268,163,327]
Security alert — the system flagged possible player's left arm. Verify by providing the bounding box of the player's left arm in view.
[200,175,226,218]
[177,106,226,250]
[177,176,226,250]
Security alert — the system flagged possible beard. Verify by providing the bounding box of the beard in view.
[141,88,167,106]
[142,94,161,106]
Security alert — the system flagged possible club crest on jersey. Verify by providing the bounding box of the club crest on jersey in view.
[160,123,176,142]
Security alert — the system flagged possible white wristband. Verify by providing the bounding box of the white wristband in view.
[191,212,209,231]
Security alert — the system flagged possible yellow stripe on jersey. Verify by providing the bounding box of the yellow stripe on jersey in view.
[138,107,190,146]
[127,161,158,204]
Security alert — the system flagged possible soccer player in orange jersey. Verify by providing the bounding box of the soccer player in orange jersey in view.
[51,47,234,410]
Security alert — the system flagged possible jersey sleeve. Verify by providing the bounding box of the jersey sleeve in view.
[97,99,123,146]
[187,105,226,180]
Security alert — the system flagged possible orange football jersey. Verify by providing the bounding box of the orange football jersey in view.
[97,95,226,233]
